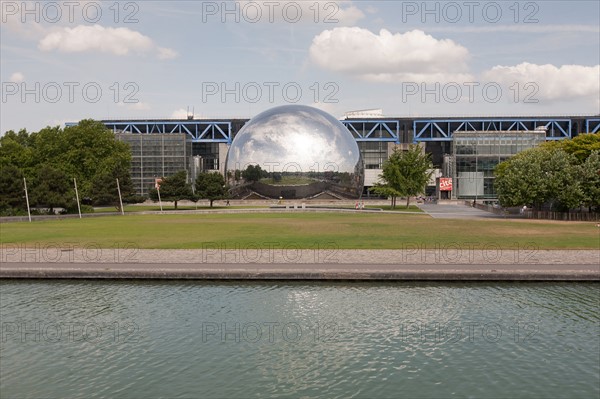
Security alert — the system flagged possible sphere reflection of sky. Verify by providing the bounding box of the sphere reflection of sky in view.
[226,105,362,174]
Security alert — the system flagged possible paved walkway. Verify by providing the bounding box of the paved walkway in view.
[3,248,598,265]
[2,248,598,281]
[418,203,508,219]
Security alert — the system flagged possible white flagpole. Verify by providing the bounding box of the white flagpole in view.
[157,187,163,212]
[116,178,125,215]
[73,178,82,218]
[23,177,31,222]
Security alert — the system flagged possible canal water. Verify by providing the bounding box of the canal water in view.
[1,281,598,398]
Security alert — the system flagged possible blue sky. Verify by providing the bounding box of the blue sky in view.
[1,0,599,133]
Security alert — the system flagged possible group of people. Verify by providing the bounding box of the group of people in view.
[355,201,365,210]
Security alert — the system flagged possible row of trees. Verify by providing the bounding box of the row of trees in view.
[370,145,433,208]
[495,134,600,212]
[148,170,228,209]
[0,120,142,216]
[367,135,600,212]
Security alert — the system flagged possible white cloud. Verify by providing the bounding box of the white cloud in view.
[309,28,471,83]
[158,47,178,60]
[38,25,177,59]
[365,5,378,14]
[310,102,343,118]
[332,3,365,25]
[1,11,47,40]
[171,108,190,119]
[9,72,25,82]
[131,102,151,111]
[235,1,364,25]
[483,63,600,101]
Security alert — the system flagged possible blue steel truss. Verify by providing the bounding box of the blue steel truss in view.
[341,120,400,143]
[413,119,572,142]
[586,118,600,134]
[67,119,401,144]
[66,120,233,143]
[66,116,594,144]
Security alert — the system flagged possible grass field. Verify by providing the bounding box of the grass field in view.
[92,205,269,212]
[1,212,597,249]
[93,205,422,213]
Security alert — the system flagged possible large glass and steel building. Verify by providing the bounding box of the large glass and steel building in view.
[116,133,188,196]
[69,114,599,199]
[449,131,546,200]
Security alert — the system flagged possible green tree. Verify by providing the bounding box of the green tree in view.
[148,170,194,210]
[0,165,26,215]
[370,185,404,208]
[30,165,73,214]
[0,129,35,176]
[1,120,132,199]
[495,147,584,211]
[54,120,132,195]
[370,145,433,208]
[242,164,265,182]
[544,133,600,163]
[90,163,143,211]
[579,150,600,211]
[195,172,227,208]
[494,148,547,209]
[544,149,583,211]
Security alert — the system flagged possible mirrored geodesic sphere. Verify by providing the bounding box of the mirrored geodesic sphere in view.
[226,105,364,199]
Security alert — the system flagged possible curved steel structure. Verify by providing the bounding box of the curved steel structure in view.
[225,105,364,199]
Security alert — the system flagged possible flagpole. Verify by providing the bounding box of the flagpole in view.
[23,177,31,222]
[157,187,163,212]
[116,178,125,215]
[74,178,82,218]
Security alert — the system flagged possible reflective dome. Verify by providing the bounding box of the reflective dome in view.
[226,105,364,199]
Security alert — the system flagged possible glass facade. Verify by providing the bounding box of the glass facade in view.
[358,141,387,170]
[112,126,551,200]
[451,132,546,199]
[116,133,188,196]
[191,142,220,171]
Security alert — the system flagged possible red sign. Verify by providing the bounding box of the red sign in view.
[154,178,163,189]
[440,178,453,191]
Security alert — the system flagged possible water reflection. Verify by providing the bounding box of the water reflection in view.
[1,281,598,399]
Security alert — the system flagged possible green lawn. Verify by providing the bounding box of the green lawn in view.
[1,212,597,249]
[94,205,269,213]
[94,204,421,213]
